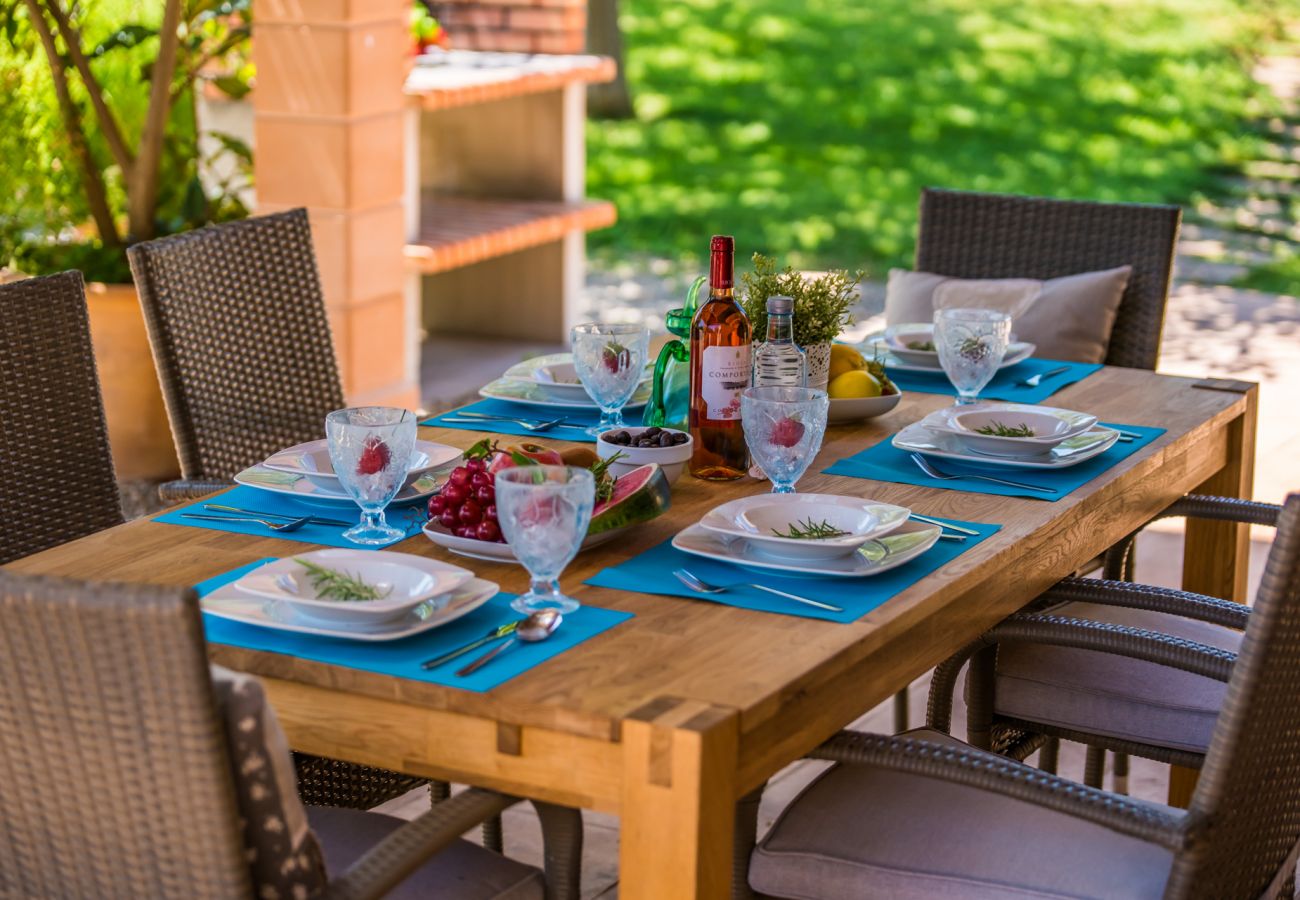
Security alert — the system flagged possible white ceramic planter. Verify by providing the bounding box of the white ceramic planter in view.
[805,342,832,391]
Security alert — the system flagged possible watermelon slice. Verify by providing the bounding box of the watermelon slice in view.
[588,463,672,535]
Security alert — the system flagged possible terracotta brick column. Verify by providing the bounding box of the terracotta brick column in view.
[254,0,419,409]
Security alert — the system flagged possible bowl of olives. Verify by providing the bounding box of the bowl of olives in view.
[597,426,692,484]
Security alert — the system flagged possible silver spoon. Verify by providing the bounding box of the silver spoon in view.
[457,608,562,676]
[1017,365,1070,388]
[672,568,843,613]
[181,513,313,532]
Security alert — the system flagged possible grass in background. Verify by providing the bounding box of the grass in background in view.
[586,0,1294,273]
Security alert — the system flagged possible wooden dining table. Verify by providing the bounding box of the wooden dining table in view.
[9,366,1257,898]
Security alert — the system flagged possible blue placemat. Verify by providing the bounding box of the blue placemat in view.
[156,485,428,549]
[886,358,1102,403]
[584,516,1000,624]
[825,423,1165,501]
[197,559,634,692]
[422,399,602,442]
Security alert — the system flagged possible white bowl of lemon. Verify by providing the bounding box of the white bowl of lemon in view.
[826,344,903,423]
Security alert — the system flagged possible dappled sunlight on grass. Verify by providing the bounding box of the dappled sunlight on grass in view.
[587,0,1293,272]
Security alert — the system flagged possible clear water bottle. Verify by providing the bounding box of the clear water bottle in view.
[753,295,807,387]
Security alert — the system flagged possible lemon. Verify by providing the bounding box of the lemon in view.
[828,369,883,399]
[829,344,868,381]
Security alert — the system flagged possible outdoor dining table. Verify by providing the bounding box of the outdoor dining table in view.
[9,366,1257,899]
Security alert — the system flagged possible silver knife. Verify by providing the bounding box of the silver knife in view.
[420,620,521,669]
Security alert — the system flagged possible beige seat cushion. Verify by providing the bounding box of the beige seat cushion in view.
[310,806,545,900]
[991,601,1240,754]
[750,728,1177,899]
[884,266,1132,363]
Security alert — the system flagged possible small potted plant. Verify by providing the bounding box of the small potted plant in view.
[739,253,863,390]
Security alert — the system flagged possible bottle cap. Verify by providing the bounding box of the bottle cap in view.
[709,235,734,289]
[766,295,793,315]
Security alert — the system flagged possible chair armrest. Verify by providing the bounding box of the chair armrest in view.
[158,479,232,503]
[1041,576,1250,630]
[808,731,1191,851]
[989,614,1237,682]
[1159,494,1280,528]
[323,788,517,900]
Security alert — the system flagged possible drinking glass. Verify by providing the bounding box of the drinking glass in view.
[933,308,1012,405]
[495,466,595,614]
[571,323,650,436]
[325,407,417,545]
[741,386,830,493]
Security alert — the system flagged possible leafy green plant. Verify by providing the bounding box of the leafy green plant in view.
[739,252,862,346]
[0,0,252,282]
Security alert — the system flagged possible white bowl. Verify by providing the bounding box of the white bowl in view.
[699,493,911,561]
[930,403,1098,458]
[596,426,692,484]
[532,360,651,403]
[828,390,903,423]
[263,439,461,493]
[234,549,474,626]
[883,323,942,367]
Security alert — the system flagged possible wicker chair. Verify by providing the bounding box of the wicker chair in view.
[916,187,1181,372]
[736,493,1300,900]
[925,494,1280,788]
[0,570,583,900]
[127,210,472,819]
[903,187,1182,751]
[0,271,123,565]
[126,208,346,503]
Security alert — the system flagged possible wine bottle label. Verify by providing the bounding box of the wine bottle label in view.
[700,344,751,420]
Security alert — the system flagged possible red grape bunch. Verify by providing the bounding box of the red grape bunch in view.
[427,455,503,543]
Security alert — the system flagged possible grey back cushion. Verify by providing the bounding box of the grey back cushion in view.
[885,265,1133,364]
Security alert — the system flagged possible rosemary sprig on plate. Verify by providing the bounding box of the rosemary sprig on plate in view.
[771,517,852,540]
[973,421,1036,437]
[905,340,936,351]
[296,559,392,603]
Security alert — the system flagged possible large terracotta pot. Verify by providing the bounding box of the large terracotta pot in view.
[84,282,179,481]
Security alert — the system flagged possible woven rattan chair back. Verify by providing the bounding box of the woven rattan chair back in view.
[127,208,345,482]
[915,188,1181,370]
[0,571,251,897]
[0,271,123,563]
[1164,494,1300,898]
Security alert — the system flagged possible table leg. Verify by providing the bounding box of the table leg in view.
[620,697,740,900]
[1169,383,1258,807]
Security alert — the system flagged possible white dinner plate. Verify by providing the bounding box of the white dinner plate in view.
[421,519,625,564]
[863,333,1036,373]
[263,439,461,493]
[234,550,475,625]
[892,419,1120,470]
[671,520,941,578]
[699,493,911,562]
[483,352,652,410]
[530,360,653,404]
[234,465,441,508]
[201,576,498,642]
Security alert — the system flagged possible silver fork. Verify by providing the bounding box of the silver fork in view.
[441,413,581,433]
[1018,365,1070,388]
[181,513,312,532]
[909,453,1058,494]
[672,568,843,613]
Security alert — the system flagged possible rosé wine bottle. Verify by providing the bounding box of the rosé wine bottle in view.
[689,235,752,480]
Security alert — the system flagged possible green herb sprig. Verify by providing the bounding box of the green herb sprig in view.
[771,517,852,540]
[296,559,392,603]
[906,340,936,351]
[740,253,863,346]
[973,421,1036,437]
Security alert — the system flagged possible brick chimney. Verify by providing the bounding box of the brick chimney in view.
[429,0,587,55]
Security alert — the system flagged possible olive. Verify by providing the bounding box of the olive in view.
[658,432,673,447]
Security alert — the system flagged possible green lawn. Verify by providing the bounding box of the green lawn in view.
[586,0,1293,274]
